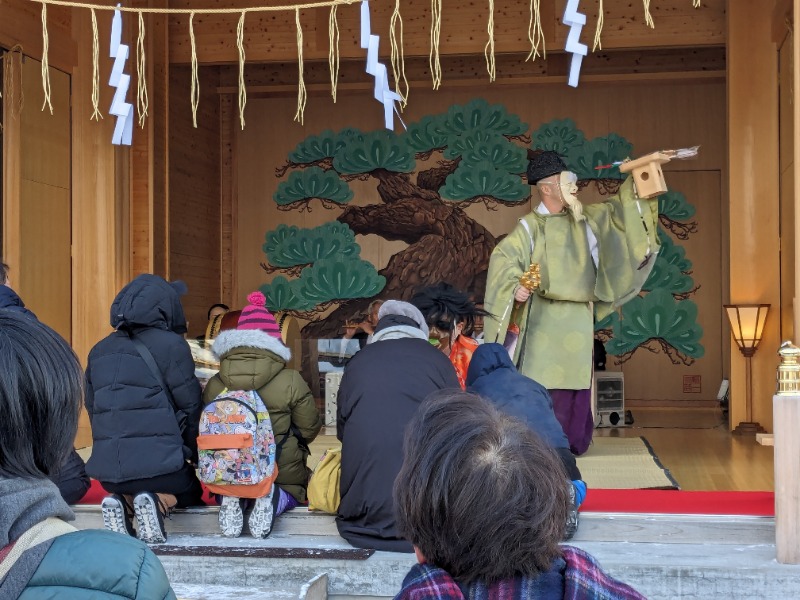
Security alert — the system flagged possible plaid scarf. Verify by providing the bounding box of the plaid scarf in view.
[394,546,647,600]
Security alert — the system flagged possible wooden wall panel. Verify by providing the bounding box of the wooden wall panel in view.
[168,0,724,65]
[234,79,726,405]
[9,58,72,342]
[169,65,222,337]
[0,0,75,72]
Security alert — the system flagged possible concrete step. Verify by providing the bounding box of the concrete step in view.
[72,507,800,599]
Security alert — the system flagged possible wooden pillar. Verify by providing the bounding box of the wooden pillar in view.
[130,3,170,278]
[727,1,782,432]
[775,394,800,562]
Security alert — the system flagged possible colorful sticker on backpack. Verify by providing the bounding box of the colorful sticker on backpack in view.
[197,389,276,488]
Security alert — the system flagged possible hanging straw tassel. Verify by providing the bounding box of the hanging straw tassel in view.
[484,0,496,82]
[389,0,409,108]
[526,0,545,62]
[294,8,307,125]
[236,11,247,129]
[693,0,701,6]
[90,9,103,120]
[429,0,442,89]
[40,1,53,114]
[189,12,200,128]
[136,11,149,128]
[328,5,340,103]
[592,0,604,51]
[643,0,654,29]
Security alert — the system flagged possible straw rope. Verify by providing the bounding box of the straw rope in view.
[592,0,604,52]
[484,0,496,82]
[294,8,307,124]
[693,0,700,6]
[237,11,247,129]
[389,0,409,107]
[328,5,340,103]
[525,0,545,62]
[190,12,199,128]
[643,0,654,28]
[25,0,361,14]
[90,9,102,120]
[136,11,149,128]
[40,2,53,114]
[429,0,442,90]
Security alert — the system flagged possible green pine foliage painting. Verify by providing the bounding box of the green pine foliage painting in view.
[264,101,704,361]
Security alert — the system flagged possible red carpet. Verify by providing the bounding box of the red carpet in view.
[80,480,774,516]
[581,488,774,516]
[80,479,216,506]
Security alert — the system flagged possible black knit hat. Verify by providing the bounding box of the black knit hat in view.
[526,151,569,185]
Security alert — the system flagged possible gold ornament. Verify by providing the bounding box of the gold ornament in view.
[777,341,800,396]
[519,263,541,292]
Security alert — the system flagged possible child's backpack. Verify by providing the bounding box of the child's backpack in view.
[197,388,281,499]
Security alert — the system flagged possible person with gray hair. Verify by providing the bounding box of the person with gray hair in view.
[335,299,459,551]
[393,391,645,599]
[0,310,175,598]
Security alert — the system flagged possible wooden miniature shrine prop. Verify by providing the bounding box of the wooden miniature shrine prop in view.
[618,151,673,198]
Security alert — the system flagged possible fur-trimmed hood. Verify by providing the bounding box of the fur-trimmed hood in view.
[212,329,292,392]
[212,329,291,362]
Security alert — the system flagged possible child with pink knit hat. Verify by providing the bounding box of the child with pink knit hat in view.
[202,291,323,538]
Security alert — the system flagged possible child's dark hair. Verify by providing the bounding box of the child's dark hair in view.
[410,282,488,337]
[0,260,8,284]
[394,390,567,583]
[0,311,83,478]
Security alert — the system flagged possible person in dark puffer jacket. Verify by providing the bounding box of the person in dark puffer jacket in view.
[85,274,204,544]
[0,310,175,600]
[0,259,36,319]
[466,343,587,539]
[203,291,323,538]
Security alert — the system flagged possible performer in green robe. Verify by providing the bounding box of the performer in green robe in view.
[483,151,660,454]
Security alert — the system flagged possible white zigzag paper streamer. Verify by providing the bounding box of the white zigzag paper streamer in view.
[109,6,134,145]
[360,1,404,130]
[562,0,587,88]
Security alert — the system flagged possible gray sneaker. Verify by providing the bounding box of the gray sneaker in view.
[218,495,244,538]
[564,483,579,541]
[248,488,276,539]
[101,494,135,537]
[133,492,167,544]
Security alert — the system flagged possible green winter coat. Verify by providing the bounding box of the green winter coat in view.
[203,328,323,502]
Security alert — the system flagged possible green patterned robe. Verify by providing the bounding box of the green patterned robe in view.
[483,177,660,390]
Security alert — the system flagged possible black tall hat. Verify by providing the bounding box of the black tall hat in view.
[526,151,569,185]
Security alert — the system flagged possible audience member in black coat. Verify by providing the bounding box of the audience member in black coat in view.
[85,274,204,543]
[336,300,460,552]
[50,449,91,504]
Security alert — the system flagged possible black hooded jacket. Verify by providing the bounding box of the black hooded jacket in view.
[85,275,202,483]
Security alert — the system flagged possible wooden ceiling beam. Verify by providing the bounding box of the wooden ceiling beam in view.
[167,0,725,65]
[213,46,726,92]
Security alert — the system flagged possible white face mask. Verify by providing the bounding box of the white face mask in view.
[558,171,585,221]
